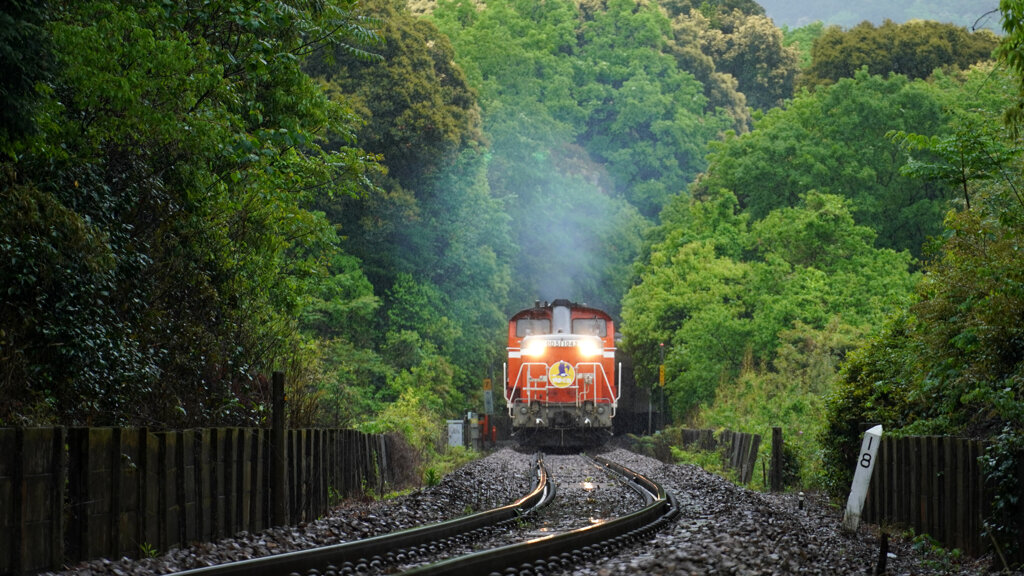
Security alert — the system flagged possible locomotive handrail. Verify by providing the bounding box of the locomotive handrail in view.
[571,362,617,415]
[508,359,618,418]
[503,361,511,407]
[505,360,544,414]
[512,363,612,396]
[615,361,622,406]
[571,361,604,405]
[504,360,547,408]
[517,361,553,403]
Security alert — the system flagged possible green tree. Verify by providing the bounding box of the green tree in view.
[820,51,1024,548]
[298,252,390,426]
[820,176,1024,494]
[311,0,484,283]
[310,0,480,191]
[658,0,765,19]
[695,68,959,256]
[702,318,866,486]
[782,22,825,69]
[994,0,1024,133]
[309,0,513,402]
[623,189,914,419]
[0,0,382,426]
[892,114,1020,211]
[801,20,998,89]
[665,13,751,132]
[0,1,53,157]
[682,9,800,110]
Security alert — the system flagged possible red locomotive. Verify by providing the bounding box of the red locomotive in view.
[504,299,619,446]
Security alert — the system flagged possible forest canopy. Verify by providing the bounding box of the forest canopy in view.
[800,19,998,88]
[1,0,384,427]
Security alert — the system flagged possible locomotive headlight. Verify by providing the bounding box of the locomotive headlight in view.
[578,337,602,358]
[522,337,547,357]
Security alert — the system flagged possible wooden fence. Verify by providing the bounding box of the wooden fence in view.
[659,424,765,481]
[690,428,761,484]
[0,427,407,576]
[862,435,1007,558]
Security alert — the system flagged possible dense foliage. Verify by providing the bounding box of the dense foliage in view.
[820,138,1024,552]
[801,20,999,89]
[814,11,1024,550]
[1,0,384,427]
[818,61,1019,468]
[6,0,799,431]
[693,68,968,257]
[0,1,52,156]
[426,0,662,311]
[781,22,825,69]
[624,13,1019,492]
[303,0,512,418]
[673,8,799,111]
[998,0,1024,133]
[424,0,705,313]
[622,188,916,420]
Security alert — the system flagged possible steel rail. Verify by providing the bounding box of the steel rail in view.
[169,456,553,576]
[401,455,679,576]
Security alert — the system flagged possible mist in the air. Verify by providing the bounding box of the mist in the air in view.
[497,140,646,317]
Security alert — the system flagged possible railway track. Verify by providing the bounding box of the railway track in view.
[170,454,679,576]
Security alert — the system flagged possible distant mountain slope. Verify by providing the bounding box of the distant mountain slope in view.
[757,0,1000,31]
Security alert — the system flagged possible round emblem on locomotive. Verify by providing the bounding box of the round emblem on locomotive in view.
[548,361,576,388]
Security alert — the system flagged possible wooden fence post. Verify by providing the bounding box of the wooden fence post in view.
[770,427,783,492]
[288,429,300,524]
[271,371,288,526]
[251,429,265,531]
[0,428,19,575]
[238,429,251,532]
[744,433,761,485]
[108,428,121,558]
[11,427,25,575]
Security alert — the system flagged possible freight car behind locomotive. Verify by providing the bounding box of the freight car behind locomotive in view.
[504,299,619,447]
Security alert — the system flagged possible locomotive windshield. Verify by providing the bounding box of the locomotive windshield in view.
[516,318,551,337]
[572,318,607,337]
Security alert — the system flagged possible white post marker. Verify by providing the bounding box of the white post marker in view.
[842,424,883,533]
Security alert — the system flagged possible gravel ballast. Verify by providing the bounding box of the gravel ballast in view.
[46,445,1009,576]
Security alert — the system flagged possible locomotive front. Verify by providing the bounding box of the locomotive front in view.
[504,299,619,446]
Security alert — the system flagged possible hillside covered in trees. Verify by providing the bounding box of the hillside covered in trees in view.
[2,2,1023,549]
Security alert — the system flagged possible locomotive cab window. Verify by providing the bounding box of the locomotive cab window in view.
[572,318,607,337]
[516,318,551,337]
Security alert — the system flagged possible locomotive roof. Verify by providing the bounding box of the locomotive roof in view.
[509,300,613,320]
